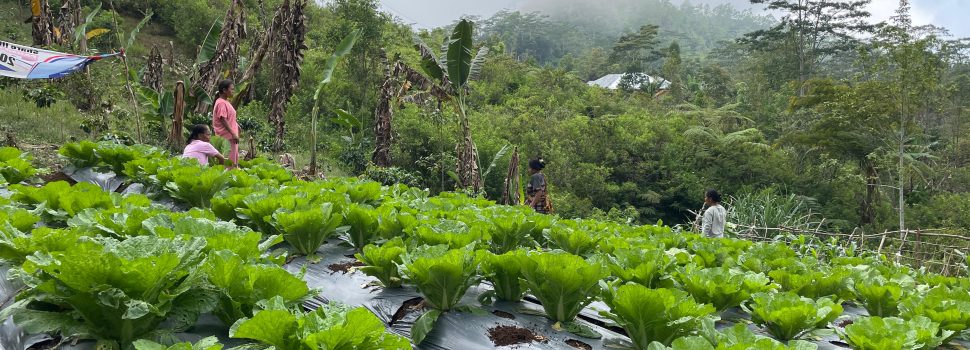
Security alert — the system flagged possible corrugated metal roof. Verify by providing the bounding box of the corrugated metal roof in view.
[587,73,671,90]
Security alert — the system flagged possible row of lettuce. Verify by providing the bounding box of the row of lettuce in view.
[1,141,969,350]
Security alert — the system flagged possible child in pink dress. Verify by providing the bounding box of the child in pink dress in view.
[182,124,226,166]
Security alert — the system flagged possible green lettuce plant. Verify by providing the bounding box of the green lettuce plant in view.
[5,236,215,348]
[735,242,797,273]
[520,251,608,322]
[58,140,100,168]
[899,285,970,340]
[344,204,380,251]
[481,249,528,302]
[487,210,537,254]
[400,245,482,311]
[149,216,279,262]
[676,266,775,311]
[0,146,37,185]
[836,316,951,350]
[204,250,309,325]
[133,336,223,350]
[852,273,911,317]
[272,203,343,256]
[411,218,484,249]
[768,265,853,300]
[11,181,118,222]
[544,225,602,256]
[229,296,410,350]
[159,165,232,208]
[745,292,843,340]
[354,237,407,288]
[237,191,301,234]
[658,323,818,350]
[608,247,675,288]
[0,206,40,232]
[375,205,417,239]
[68,205,166,238]
[0,226,92,264]
[602,284,717,348]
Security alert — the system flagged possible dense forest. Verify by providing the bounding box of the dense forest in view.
[1,0,969,236]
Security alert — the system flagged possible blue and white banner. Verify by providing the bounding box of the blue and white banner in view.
[0,41,118,79]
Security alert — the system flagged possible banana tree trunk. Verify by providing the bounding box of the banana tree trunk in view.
[501,147,520,205]
[168,81,186,150]
[31,0,54,46]
[455,98,481,192]
[372,53,395,167]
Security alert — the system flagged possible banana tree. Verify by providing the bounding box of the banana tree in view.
[309,29,361,175]
[414,19,489,193]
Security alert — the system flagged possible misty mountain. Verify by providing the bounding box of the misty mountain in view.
[478,0,774,66]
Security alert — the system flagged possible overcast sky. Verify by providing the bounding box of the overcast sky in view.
[372,0,970,38]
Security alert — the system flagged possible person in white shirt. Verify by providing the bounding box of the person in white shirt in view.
[702,189,726,238]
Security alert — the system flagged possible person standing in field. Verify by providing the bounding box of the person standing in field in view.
[212,79,240,167]
[526,158,553,214]
[182,124,226,166]
[702,189,726,238]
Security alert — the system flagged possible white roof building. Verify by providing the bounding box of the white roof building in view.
[588,73,671,90]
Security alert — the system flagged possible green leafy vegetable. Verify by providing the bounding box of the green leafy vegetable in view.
[0,147,37,185]
[11,181,120,223]
[544,224,602,256]
[230,296,410,350]
[0,206,40,232]
[68,205,166,238]
[736,242,797,273]
[659,324,819,349]
[411,218,484,249]
[602,284,717,348]
[159,165,232,208]
[7,236,215,348]
[609,247,674,288]
[401,245,482,311]
[768,264,853,300]
[0,226,92,264]
[677,266,775,311]
[132,336,223,350]
[520,251,608,322]
[837,316,951,350]
[481,249,528,302]
[355,237,407,288]
[204,250,308,325]
[487,209,537,254]
[852,272,912,317]
[899,285,970,339]
[745,292,842,340]
[344,204,380,251]
[272,204,343,255]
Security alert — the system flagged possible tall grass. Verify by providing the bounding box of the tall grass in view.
[728,187,823,237]
[0,89,87,144]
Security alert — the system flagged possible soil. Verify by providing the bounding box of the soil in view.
[486,325,546,347]
[41,171,74,184]
[327,260,365,274]
[565,339,592,350]
[834,319,854,328]
[492,310,516,319]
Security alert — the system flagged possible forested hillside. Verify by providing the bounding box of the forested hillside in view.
[1,0,969,236]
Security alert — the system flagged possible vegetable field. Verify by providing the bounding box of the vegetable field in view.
[1,142,970,350]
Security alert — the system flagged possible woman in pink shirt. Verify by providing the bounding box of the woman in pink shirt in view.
[182,124,226,166]
[212,79,240,166]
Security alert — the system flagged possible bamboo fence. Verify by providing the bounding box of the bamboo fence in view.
[732,224,970,276]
